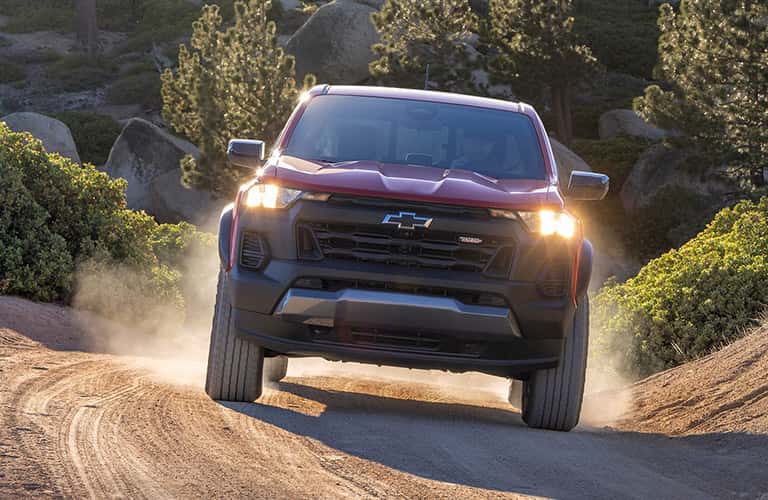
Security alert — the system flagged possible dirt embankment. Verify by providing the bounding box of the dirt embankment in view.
[1,296,767,499]
[618,327,768,436]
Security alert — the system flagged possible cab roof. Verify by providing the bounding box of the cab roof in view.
[310,85,535,116]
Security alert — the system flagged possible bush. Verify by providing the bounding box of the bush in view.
[49,111,122,165]
[0,61,25,83]
[0,2,72,33]
[592,198,768,379]
[106,72,162,109]
[118,0,206,53]
[0,122,213,320]
[47,55,117,92]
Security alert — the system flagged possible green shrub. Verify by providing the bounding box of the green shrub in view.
[0,61,25,83]
[0,146,73,302]
[120,61,157,76]
[152,222,216,270]
[47,55,118,92]
[592,198,768,379]
[106,72,162,109]
[0,122,214,321]
[49,111,122,165]
[0,3,72,33]
[118,0,204,53]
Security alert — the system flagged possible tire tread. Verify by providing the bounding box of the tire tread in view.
[518,297,589,431]
[205,271,264,402]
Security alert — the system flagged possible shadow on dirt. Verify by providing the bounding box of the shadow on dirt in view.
[221,381,768,499]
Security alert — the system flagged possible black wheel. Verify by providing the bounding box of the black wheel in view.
[513,296,589,432]
[205,270,265,402]
[264,356,288,382]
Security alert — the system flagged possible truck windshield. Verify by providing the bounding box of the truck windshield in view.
[284,95,547,180]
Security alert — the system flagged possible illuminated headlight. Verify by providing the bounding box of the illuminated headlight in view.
[245,184,303,209]
[517,210,577,238]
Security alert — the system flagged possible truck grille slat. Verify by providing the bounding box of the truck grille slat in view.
[299,221,514,275]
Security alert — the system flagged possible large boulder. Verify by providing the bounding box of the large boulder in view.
[620,144,737,214]
[550,138,591,186]
[598,109,668,142]
[286,0,380,84]
[2,112,81,164]
[103,118,220,226]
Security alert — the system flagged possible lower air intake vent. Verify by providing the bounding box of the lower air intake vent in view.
[538,262,568,297]
[240,232,268,270]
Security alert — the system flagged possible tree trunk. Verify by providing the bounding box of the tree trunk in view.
[75,0,99,61]
[551,84,573,146]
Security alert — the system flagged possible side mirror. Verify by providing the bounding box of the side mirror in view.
[227,139,265,169]
[567,171,609,201]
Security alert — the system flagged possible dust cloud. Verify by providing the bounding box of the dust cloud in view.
[69,229,633,424]
[72,245,219,389]
[581,320,634,428]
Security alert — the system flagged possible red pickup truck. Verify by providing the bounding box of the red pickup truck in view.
[205,85,608,431]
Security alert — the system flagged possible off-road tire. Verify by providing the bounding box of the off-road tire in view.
[205,270,265,402]
[515,296,589,432]
[264,356,288,382]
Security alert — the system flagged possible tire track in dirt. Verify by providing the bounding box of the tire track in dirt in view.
[2,313,768,499]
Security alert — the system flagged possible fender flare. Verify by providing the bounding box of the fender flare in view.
[575,239,593,299]
[218,204,234,269]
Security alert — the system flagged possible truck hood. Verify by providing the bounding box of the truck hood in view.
[262,156,563,210]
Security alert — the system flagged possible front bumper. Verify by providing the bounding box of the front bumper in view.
[228,258,574,377]
[223,199,584,377]
[274,288,522,337]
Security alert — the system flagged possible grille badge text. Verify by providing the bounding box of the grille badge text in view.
[459,236,483,244]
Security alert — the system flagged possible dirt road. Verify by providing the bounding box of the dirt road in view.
[1,298,767,499]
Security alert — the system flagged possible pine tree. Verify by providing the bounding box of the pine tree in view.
[161,0,315,196]
[370,0,479,93]
[635,1,768,186]
[488,0,600,145]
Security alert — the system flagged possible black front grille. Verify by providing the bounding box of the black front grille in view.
[298,221,514,275]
